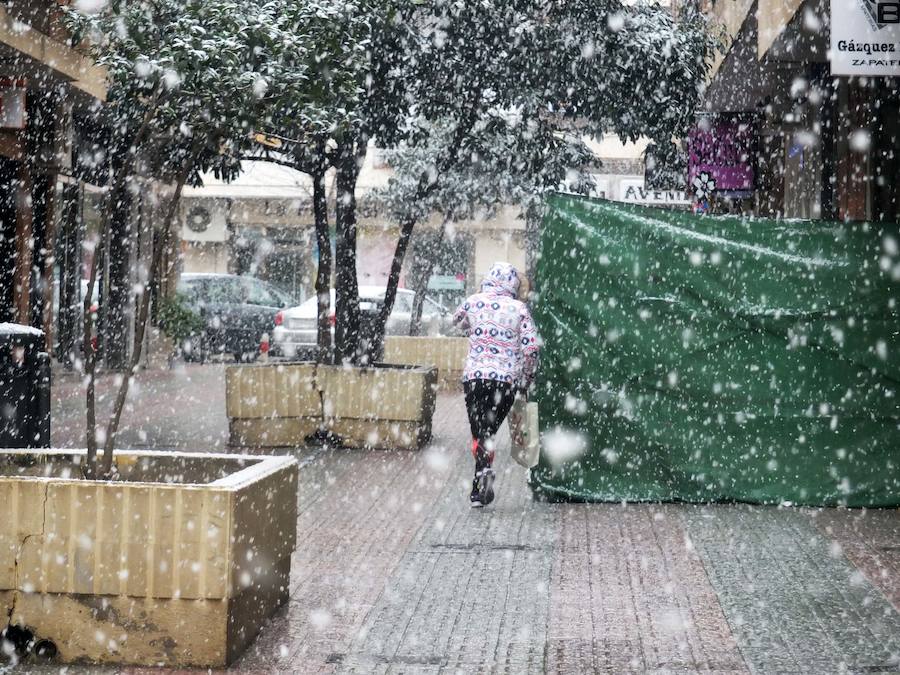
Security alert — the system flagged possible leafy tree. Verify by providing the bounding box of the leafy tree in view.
[292,0,718,362]
[65,0,310,477]
[70,0,719,395]
[233,0,425,364]
[321,2,416,364]
[243,3,374,363]
[375,119,595,333]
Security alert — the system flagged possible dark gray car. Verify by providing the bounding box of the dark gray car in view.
[177,273,293,362]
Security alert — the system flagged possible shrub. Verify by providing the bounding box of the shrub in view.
[157,294,204,350]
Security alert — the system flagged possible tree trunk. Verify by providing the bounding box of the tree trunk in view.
[524,202,542,285]
[98,165,193,478]
[408,280,427,337]
[333,141,361,364]
[409,221,447,336]
[372,168,450,343]
[367,97,481,347]
[56,183,81,364]
[83,95,161,478]
[161,198,181,299]
[40,174,59,355]
[13,162,33,325]
[83,231,104,478]
[85,161,132,477]
[376,215,415,341]
[313,167,332,364]
[85,163,128,478]
[103,171,134,371]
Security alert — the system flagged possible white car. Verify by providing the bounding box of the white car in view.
[272,286,451,358]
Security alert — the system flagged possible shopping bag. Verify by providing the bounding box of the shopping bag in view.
[509,396,540,468]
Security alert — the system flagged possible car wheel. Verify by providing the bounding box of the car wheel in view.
[182,334,202,362]
[180,340,194,363]
[196,333,211,364]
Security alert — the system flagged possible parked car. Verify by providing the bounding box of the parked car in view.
[177,273,294,362]
[272,286,452,358]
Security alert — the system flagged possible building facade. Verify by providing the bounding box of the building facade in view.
[178,156,528,307]
[178,135,677,306]
[0,2,106,354]
[700,0,899,221]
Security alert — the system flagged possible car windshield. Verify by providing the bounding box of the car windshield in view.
[177,278,204,301]
[273,287,294,306]
[423,296,446,314]
[392,293,413,313]
[244,278,286,307]
[204,277,243,303]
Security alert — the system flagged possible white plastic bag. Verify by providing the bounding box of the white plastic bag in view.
[509,396,540,468]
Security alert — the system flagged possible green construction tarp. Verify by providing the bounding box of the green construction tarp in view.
[529,193,900,507]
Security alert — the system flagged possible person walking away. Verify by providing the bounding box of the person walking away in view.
[453,262,539,507]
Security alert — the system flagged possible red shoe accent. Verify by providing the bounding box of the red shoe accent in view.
[471,439,480,458]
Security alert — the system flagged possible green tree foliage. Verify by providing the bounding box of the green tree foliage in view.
[64,1,721,455]
[367,1,719,349]
[64,0,322,476]
[228,1,718,364]
[156,293,204,350]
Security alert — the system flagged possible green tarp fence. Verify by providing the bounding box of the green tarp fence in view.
[529,193,900,507]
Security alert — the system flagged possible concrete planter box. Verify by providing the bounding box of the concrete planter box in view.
[227,362,437,450]
[0,449,298,667]
[382,336,468,390]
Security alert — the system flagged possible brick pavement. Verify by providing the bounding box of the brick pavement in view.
[684,507,900,674]
[12,364,900,673]
[50,363,229,450]
[548,505,747,673]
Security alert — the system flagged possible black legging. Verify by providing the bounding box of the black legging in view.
[464,379,516,466]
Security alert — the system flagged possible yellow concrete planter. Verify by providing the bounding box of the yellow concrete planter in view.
[382,336,468,390]
[0,449,298,667]
[226,362,438,450]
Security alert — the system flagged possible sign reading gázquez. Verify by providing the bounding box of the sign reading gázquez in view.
[831,0,900,76]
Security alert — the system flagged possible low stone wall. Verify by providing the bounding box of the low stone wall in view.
[226,362,320,446]
[0,449,298,667]
[226,362,438,450]
[382,336,468,390]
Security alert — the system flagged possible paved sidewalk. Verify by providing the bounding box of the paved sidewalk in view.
[25,365,900,673]
[50,363,229,450]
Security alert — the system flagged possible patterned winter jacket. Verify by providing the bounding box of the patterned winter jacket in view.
[453,262,539,388]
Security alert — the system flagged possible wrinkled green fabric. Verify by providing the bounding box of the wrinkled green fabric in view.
[530,193,900,507]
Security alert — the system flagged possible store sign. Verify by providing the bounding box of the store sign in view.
[252,132,283,149]
[428,274,466,291]
[617,178,690,206]
[831,0,900,76]
[687,116,755,192]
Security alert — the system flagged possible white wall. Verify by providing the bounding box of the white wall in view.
[182,242,229,274]
[474,231,527,283]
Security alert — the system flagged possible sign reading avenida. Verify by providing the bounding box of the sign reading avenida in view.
[831,0,900,75]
